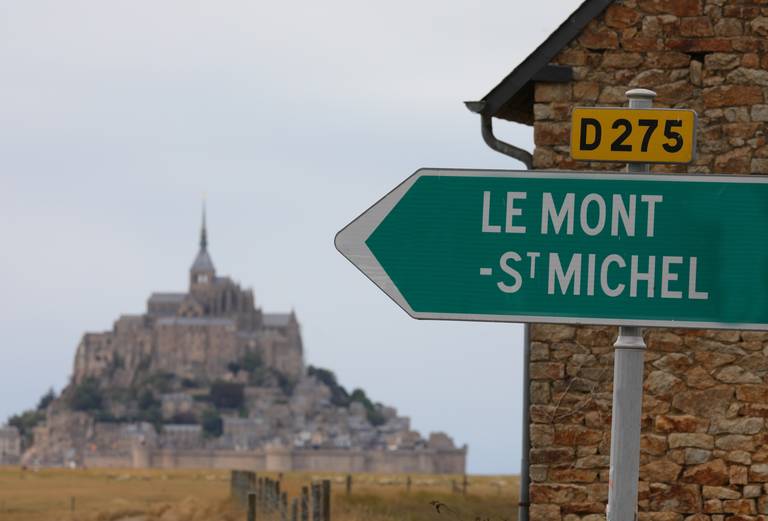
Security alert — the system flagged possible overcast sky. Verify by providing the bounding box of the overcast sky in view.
[0,0,584,474]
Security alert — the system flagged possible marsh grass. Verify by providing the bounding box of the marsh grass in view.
[0,467,518,521]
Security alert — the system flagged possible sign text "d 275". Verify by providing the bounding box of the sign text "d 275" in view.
[571,107,697,164]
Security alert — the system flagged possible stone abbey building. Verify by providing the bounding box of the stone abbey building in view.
[468,0,768,520]
[22,214,466,474]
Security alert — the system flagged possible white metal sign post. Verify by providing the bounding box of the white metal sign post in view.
[607,89,656,521]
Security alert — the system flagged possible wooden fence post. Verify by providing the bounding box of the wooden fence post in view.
[311,483,321,521]
[247,493,256,521]
[406,476,411,493]
[322,480,331,521]
[463,475,468,496]
[273,480,280,510]
[301,486,309,521]
[346,474,352,495]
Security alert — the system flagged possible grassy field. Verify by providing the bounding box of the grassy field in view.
[0,467,519,521]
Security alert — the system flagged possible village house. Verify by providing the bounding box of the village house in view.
[468,1,768,520]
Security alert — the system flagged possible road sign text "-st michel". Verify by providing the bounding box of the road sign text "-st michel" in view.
[479,187,708,302]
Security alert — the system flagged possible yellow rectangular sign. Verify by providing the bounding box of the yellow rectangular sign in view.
[571,107,697,164]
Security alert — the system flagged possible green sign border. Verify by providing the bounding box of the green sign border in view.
[335,168,768,331]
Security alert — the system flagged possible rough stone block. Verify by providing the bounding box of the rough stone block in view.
[703,486,741,500]
[710,418,764,435]
[535,83,572,103]
[715,18,744,37]
[602,51,643,68]
[750,17,768,36]
[649,483,702,512]
[530,447,574,465]
[605,5,641,28]
[723,499,756,515]
[642,434,669,455]
[703,86,764,108]
[637,0,702,17]
[686,448,713,465]
[656,415,708,433]
[530,424,554,447]
[530,362,565,380]
[579,25,619,50]
[640,459,682,481]
[531,324,576,342]
[645,371,685,396]
[752,159,768,174]
[646,52,690,69]
[530,342,550,361]
[680,17,714,37]
[729,465,749,485]
[714,366,762,384]
[530,381,551,404]
[530,504,561,521]
[705,499,723,513]
[705,53,741,70]
[727,68,768,87]
[548,468,598,483]
[726,450,752,465]
[530,483,588,504]
[554,425,603,447]
[669,433,715,449]
[750,463,768,482]
[682,459,729,485]
[668,38,733,53]
[575,455,610,469]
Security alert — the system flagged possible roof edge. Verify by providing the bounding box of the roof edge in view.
[480,0,614,118]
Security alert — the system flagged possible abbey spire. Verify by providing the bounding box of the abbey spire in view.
[190,203,215,287]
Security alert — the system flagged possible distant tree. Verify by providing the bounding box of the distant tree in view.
[241,351,262,373]
[210,381,244,409]
[137,389,159,411]
[138,406,163,431]
[7,409,45,448]
[308,366,350,407]
[170,411,198,424]
[181,378,200,389]
[349,388,386,426]
[201,409,223,438]
[36,388,56,411]
[227,361,241,375]
[70,378,103,412]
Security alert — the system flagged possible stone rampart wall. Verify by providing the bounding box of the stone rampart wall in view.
[83,446,466,474]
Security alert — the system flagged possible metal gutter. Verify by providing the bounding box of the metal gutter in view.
[464,101,533,169]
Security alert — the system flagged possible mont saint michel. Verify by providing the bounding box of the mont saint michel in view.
[4,214,465,474]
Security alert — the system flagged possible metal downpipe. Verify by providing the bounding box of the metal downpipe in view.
[465,102,532,521]
[480,114,533,169]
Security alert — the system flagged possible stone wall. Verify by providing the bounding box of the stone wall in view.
[534,0,768,175]
[83,446,467,474]
[527,1,768,521]
[0,426,21,464]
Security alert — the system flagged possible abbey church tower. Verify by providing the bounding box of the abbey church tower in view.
[190,206,215,291]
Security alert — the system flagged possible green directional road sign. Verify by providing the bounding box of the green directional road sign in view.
[335,168,768,330]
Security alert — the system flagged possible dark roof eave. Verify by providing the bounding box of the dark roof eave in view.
[476,0,614,121]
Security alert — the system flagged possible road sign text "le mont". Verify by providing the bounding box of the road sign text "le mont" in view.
[335,169,768,330]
